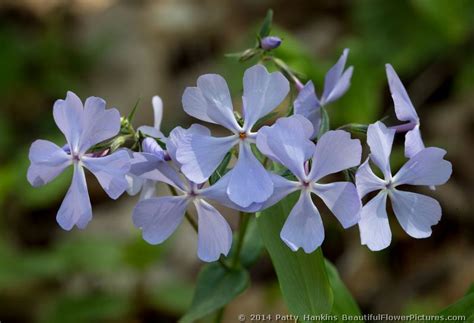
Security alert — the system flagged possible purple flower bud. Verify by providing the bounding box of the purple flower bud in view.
[260,36,282,50]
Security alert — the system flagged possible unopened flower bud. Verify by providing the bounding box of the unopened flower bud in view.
[260,36,282,50]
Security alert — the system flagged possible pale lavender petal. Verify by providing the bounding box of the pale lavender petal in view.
[56,164,92,230]
[256,115,315,179]
[227,142,273,207]
[199,172,262,213]
[358,191,391,251]
[312,182,361,228]
[53,91,83,151]
[194,199,232,262]
[322,66,353,105]
[366,121,395,179]
[142,137,165,159]
[176,129,237,184]
[393,147,452,187]
[78,96,121,153]
[132,196,188,244]
[182,74,240,131]
[258,173,300,210]
[129,152,185,191]
[389,189,441,239]
[309,130,362,181]
[355,158,386,198]
[167,124,210,165]
[27,139,71,187]
[321,49,350,103]
[152,95,163,129]
[242,65,289,130]
[293,81,321,138]
[385,64,418,123]
[82,150,131,199]
[404,125,425,159]
[280,190,324,253]
[126,173,144,196]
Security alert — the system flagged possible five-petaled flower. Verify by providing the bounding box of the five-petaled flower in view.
[27,91,131,230]
[356,121,452,251]
[177,64,289,207]
[129,127,249,262]
[294,48,353,138]
[256,115,362,253]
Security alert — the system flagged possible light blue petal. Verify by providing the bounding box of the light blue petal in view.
[309,130,362,181]
[227,142,273,207]
[129,152,185,191]
[133,196,188,244]
[167,124,210,165]
[358,191,391,251]
[176,128,237,184]
[256,115,314,179]
[82,150,131,199]
[182,74,240,131]
[389,189,441,239]
[404,125,425,159]
[242,65,289,130]
[53,91,84,152]
[27,139,71,187]
[312,182,361,229]
[293,81,321,138]
[78,96,121,153]
[280,190,324,253]
[322,66,353,105]
[139,180,157,200]
[194,199,233,262]
[393,147,452,187]
[56,164,92,230]
[385,64,419,123]
[366,121,395,179]
[321,48,350,104]
[355,158,385,199]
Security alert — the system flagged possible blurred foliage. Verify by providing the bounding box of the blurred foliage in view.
[0,0,473,321]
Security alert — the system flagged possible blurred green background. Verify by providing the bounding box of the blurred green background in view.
[0,0,473,322]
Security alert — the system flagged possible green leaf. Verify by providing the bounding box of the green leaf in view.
[317,107,330,139]
[209,152,232,185]
[239,216,264,268]
[432,285,474,322]
[259,9,273,39]
[325,260,361,317]
[256,193,333,321]
[180,263,250,323]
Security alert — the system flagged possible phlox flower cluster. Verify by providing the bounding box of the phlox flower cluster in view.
[28,49,451,262]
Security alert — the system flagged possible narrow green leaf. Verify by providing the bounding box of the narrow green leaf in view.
[239,216,264,267]
[325,260,362,317]
[318,107,330,139]
[256,193,333,321]
[209,152,232,185]
[259,9,274,38]
[432,286,474,322]
[180,263,249,323]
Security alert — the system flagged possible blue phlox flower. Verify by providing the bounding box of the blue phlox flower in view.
[356,121,452,251]
[294,48,353,138]
[177,64,290,207]
[256,115,362,253]
[27,91,131,230]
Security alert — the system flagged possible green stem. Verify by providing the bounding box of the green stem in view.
[232,212,251,268]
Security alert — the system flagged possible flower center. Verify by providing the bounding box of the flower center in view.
[239,132,247,140]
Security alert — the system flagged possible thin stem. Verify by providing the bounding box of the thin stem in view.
[232,212,251,268]
[214,307,225,323]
